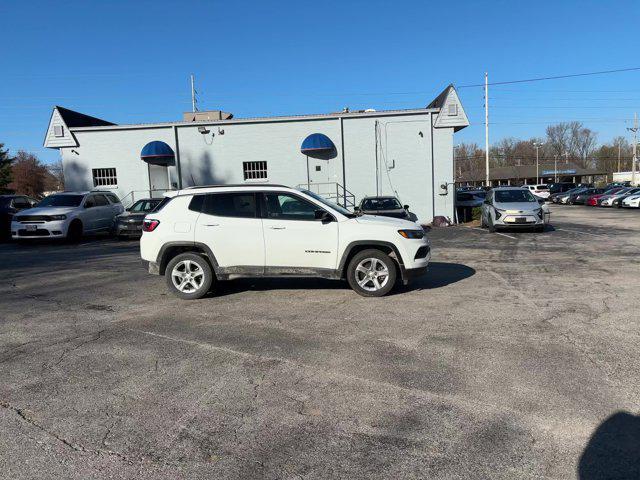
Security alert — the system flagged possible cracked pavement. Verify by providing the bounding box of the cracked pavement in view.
[0,205,639,479]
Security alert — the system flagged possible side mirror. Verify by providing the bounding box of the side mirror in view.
[538,198,545,204]
[315,210,333,224]
[354,206,360,212]
[84,202,94,209]
[483,199,490,205]
[403,205,410,210]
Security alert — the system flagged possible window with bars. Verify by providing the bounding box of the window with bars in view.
[243,161,268,181]
[92,168,117,187]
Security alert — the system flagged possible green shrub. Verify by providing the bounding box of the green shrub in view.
[472,207,482,221]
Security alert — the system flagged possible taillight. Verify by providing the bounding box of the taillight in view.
[142,219,160,232]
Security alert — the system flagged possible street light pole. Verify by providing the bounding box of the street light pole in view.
[533,142,543,184]
[484,72,490,187]
[554,155,558,183]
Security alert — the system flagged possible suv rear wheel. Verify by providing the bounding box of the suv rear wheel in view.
[67,220,83,243]
[165,253,213,300]
[347,249,397,297]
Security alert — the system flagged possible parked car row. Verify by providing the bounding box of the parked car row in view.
[550,185,640,208]
[2,191,162,241]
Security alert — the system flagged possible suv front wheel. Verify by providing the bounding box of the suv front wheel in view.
[347,249,397,297]
[165,253,214,300]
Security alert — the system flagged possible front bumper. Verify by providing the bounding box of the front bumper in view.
[11,220,67,239]
[403,266,428,284]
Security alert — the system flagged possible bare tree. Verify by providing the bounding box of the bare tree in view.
[46,160,65,191]
[9,151,49,197]
[545,123,572,158]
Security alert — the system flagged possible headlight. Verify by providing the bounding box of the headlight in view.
[494,207,505,219]
[398,229,424,239]
[50,215,67,220]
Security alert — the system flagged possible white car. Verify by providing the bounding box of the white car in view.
[526,184,550,199]
[622,194,640,208]
[480,187,548,232]
[11,191,124,241]
[140,185,431,298]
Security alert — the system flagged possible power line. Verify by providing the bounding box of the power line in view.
[458,66,640,89]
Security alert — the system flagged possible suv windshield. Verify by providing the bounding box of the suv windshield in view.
[299,190,356,218]
[495,190,537,203]
[37,194,84,207]
[362,198,402,210]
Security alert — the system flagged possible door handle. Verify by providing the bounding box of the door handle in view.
[269,226,286,230]
[204,223,219,227]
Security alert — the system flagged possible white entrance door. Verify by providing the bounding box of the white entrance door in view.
[148,164,170,197]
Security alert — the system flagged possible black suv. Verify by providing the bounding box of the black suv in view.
[0,195,38,239]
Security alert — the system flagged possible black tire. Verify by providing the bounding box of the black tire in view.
[347,249,397,297]
[66,220,83,243]
[165,252,214,300]
[487,215,496,233]
[535,225,544,233]
[480,212,486,228]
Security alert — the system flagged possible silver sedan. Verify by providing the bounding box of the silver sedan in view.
[481,187,548,232]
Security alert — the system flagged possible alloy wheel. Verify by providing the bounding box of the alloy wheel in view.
[171,260,205,293]
[354,257,390,292]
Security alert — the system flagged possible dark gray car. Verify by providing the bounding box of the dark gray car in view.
[355,196,417,221]
[115,198,162,238]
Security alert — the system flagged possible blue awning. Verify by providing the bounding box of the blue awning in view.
[301,133,335,156]
[141,141,175,166]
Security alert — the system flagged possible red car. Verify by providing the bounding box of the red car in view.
[586,188,624,206]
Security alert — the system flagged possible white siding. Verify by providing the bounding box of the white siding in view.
[44,109,77,148]
[61,110,456,222]
[433,88,469,130]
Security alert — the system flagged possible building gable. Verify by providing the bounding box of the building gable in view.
[432,87,469,131]
[44,107,78,148]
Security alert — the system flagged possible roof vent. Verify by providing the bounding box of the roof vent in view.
[183,110,233,122]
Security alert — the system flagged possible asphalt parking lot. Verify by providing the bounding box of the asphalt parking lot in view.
[1,205,639,479]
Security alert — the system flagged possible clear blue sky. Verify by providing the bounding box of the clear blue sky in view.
[2,0,639,164]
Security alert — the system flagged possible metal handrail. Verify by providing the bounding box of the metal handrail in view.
[297,182,356,208]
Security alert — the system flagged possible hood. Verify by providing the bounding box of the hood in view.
[493,201,541,212]
[16,206,77,216]
[355,214,419,229]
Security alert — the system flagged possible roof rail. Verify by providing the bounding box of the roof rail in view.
[183,183,290,190]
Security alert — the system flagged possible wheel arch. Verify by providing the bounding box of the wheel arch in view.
[338,241,406,282]
[156,242,219,276]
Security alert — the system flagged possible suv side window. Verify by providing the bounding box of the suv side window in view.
[263,193,320,221]
[93,194,110,206]
[105,193,120,204]
[202,193,257,218]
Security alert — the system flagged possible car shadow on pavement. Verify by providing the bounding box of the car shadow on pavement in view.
[396,262,475,292]
[578,411,640,479]
[213,261,475,297]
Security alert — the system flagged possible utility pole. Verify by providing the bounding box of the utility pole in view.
[628,113,638,186]
[533,142,544,184]
[190,74,198,113]
[617,143,621,174]
[484,72,490,187]
[554,155,558,183]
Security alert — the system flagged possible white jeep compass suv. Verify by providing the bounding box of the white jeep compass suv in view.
[140,185,430,298]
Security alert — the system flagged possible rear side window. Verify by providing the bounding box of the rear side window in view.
[202,193,257,218]
[188,195,205,212]
[153,196,173,212]
[93,194,110,206]
[105,193,121,204]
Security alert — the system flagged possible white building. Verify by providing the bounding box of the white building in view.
[44,85,469,223]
